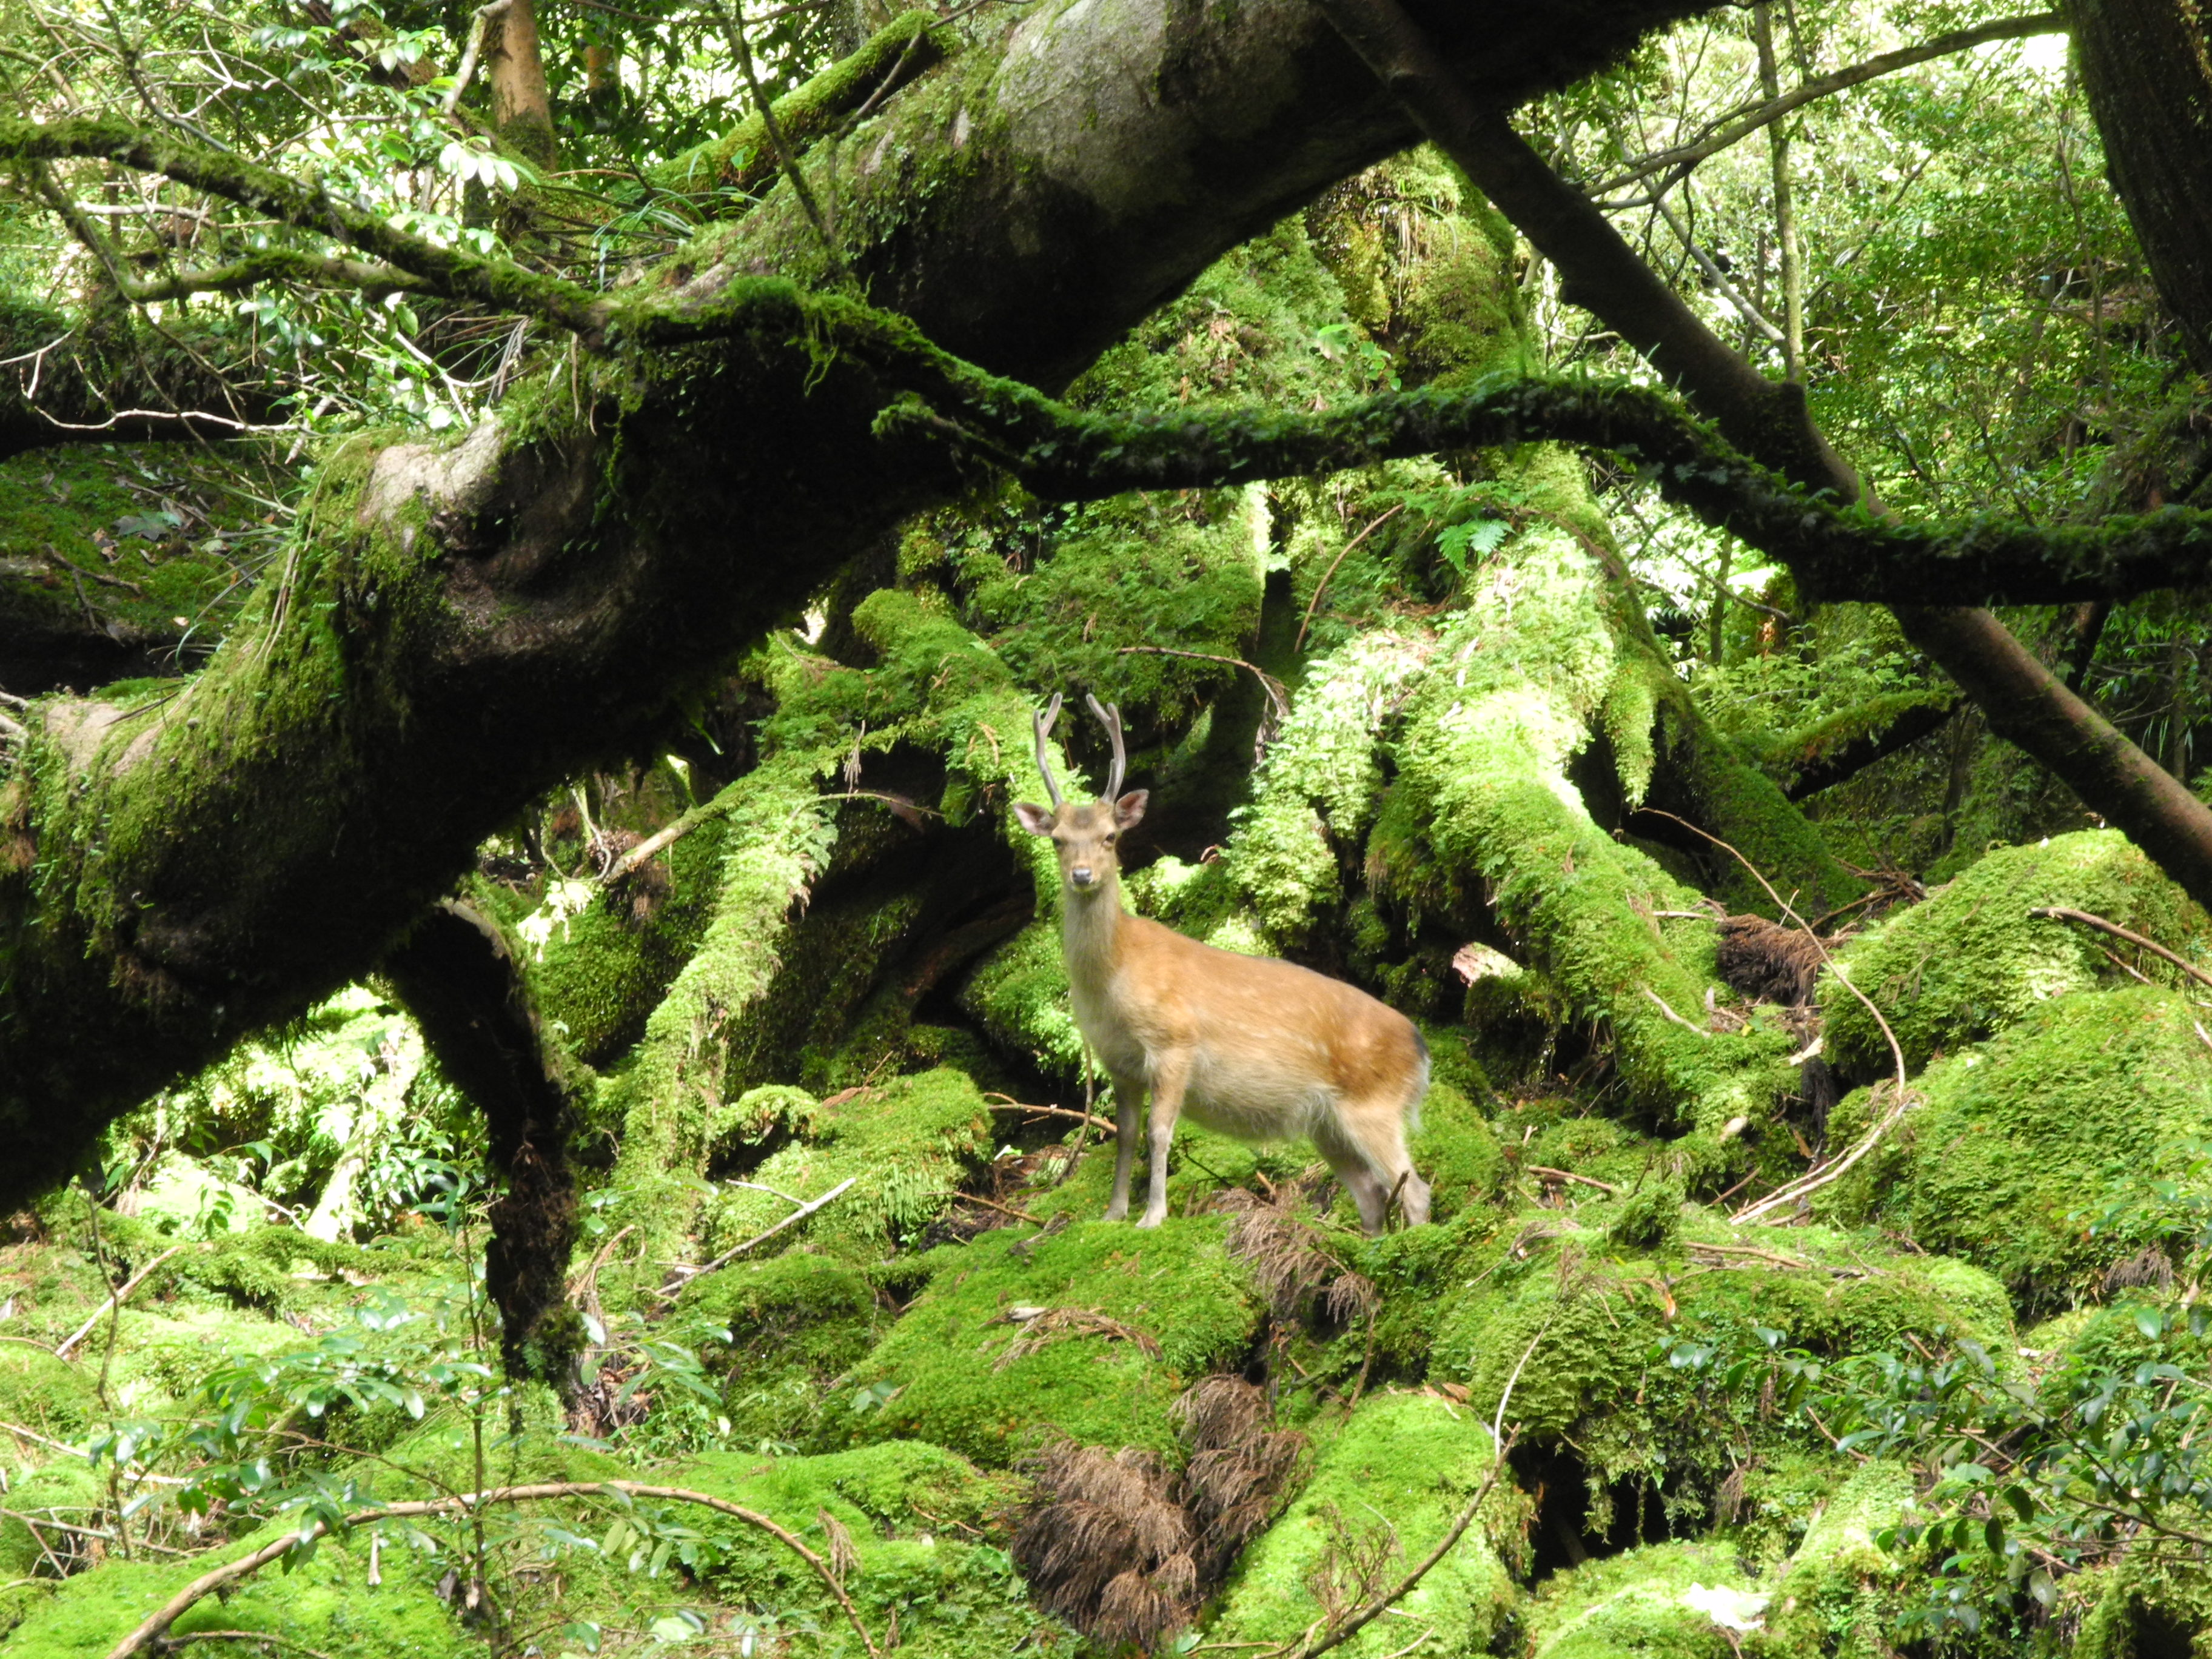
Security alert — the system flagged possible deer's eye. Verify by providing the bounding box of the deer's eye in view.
[1103,833,1116,845]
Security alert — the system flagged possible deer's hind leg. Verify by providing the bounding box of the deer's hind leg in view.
[1316,1097,1430,1235]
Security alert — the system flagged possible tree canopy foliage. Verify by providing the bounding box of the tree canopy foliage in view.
[4,0,2212,1652]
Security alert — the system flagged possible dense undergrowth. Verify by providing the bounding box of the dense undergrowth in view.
[6,147,2212,1659]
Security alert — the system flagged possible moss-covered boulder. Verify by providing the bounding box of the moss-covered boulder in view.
[668,1441,1039,1658]
[1821,831,2212,1074]
[0,1517,471,1658]
[820,1217,1262,1466]
[1524,1540,1765,1658]
[1753,1460,1912,1659]
[1206,1390,1520,1656]
[676,1248,883,1444]
[1822,986,2212,1304]
[695,1070,996,1261]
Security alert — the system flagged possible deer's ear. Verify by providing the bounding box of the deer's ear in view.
[1013,802,1058,837]
[1114,789,1149,830]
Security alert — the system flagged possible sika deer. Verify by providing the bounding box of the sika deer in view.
[1013,694,1432,1235]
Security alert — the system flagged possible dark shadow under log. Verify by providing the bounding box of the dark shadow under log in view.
[383,899,580,1387]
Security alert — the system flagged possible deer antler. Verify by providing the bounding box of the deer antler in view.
[1031,692,1066,809]
[1086,693,1126,801]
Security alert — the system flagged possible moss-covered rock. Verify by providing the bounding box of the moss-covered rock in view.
[677,1248,883,1444]
[1524,1540,1763,1658]
[1820,831,2212,1074]
[820,1217,1262,1466]
[1820,986,2212,1304]
[694,1070,996,1262]
[1423,1210,2006,1524]
[1753,1460,1912,1659]
[666,1441,1039,1658]
[0,1516,471,1657]
[1207,1390,1518,1655]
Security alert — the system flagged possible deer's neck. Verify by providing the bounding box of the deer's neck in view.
[1060,878,1124,997]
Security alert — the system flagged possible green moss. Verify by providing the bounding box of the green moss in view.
[694,1069,996,1261]
[2069,1553,2212,1659]
[0,1347,101,1440]
[679,1240,882,1442]
[1819,987,2212,1304]
[1524,1540,1761,1658]
[1222,630,1429,948]
[956,490,1265,731]
[1409,1082,1504,1222]
[1755,1460,1913,1659]
[0,443,265,658]
[0,1460,104,1580]
[530,810,733,1067]
[1376,528,1802,1145]
[959,915,1086,1081]
[665,1441,1039,1658]
[653,12,958,196]
[1207,1391,1518,1657]
[1820,831,2212,1073]
[1,1515,470,1657]
[1426,1211,2007,1509]
[820,1217,1262,1466]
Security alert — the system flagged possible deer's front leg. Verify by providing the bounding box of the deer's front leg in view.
[1136,1054,1189,1229]
[1104,1071,1144,1223]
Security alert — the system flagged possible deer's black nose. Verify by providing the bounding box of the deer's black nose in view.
[1070,866,1095,887]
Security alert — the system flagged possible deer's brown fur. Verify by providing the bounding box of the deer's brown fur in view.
[1014,695,1431,1235]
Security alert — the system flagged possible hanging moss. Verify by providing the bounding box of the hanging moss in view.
[1818,986,2212,1305]
[1820,830,2212,1074]
[819,1217,1262,1467]
[1222,630,1429,950]
[1205,1390,1520,1657]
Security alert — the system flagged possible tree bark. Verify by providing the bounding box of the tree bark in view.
[382,900,579,1382]
[486,0,559,172]
[2069,0,2212,373]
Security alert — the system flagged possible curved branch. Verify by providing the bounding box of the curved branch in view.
[913,378,2212,606]
[1591,13,2066,195]
[106,1481,877,1659]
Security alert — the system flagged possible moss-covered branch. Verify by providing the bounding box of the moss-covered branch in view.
[652,9,957,200]
[876,378,2212,607]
